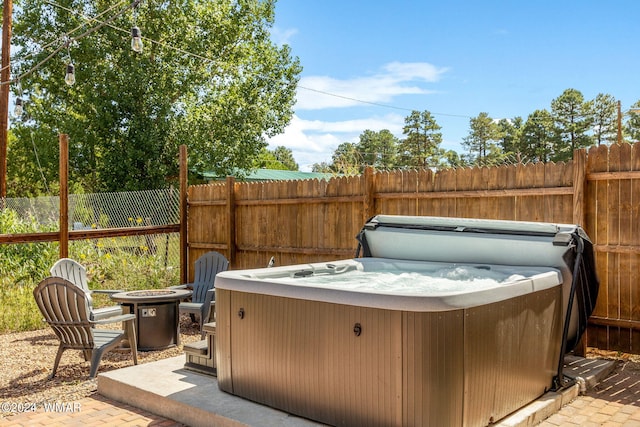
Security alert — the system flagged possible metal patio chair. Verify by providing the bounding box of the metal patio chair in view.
[50,258,123,320]
[177,251,229,338]
[33,277,138,379]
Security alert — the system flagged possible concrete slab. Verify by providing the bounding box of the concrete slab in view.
[98,355,617,427]
[98,356,326,427]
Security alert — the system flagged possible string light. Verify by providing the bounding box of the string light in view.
[65,63,76,86]
[131,26,143,53]
[14,97,23,117]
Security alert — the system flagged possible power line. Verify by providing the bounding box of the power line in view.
[9,1,470,121]
[7,1,629,129]
[297,85,472,119]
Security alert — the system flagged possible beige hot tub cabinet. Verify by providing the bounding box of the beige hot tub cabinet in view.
[214,215,599,427]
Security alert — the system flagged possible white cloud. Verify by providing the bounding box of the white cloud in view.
[267,61,450,170]
[268,114,406,171]
[295,61,448,110]
[271,26,298,46]
[382,62,448,81]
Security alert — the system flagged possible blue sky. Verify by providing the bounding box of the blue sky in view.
[267,1,640,171]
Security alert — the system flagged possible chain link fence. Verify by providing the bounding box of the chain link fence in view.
[0,189,181,292]
[0,189,180,333]
[2,188,179,229]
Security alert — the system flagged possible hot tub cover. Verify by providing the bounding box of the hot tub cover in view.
[356,215,599,354]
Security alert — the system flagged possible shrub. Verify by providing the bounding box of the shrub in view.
[0,210,180,333]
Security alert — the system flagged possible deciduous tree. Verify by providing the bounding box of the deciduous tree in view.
[624,100,640,143]
[10,0,301,193]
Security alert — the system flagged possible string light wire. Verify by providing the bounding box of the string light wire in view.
[6,0,624,126]
[0,0,130,76]
[1,0,141,85]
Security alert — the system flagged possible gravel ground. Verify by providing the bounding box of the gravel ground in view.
[0,315,202,418]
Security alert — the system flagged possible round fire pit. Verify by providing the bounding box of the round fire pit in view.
[111,289,191,351]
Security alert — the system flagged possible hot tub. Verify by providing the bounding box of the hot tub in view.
[214,215,599,427]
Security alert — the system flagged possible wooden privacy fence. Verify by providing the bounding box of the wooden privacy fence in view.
[186,142,640,354]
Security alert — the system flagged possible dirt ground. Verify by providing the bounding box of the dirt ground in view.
[0,315,202,418]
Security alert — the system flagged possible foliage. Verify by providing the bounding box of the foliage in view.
[315,89,640,172]
[330,142,362,175]
[624,100,640,143]
[358,129,398,170]
[0,209,58,283]
[10,0,302,194]
[550,89,594,161]
[461,112,504,166]
[592,93,617,145]
[254,145,299,170]
[0,209,180,333]
[398,111,442,168]
[520,110,555,163]
[496,117,523,155]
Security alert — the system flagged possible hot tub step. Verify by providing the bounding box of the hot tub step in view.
[184,339,208,356]
[184,322,217,376]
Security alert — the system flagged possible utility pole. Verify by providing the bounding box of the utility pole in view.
[0,0,13,200]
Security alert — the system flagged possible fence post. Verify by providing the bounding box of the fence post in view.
[572,148,588,356]
[179,144,188,284]
[572,149,586,227]
[226,176,236,265]
[59,134,69,259]
[363,166,375,222]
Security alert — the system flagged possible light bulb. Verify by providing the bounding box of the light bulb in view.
[65,63,76,86]
[131,26,143,53]
[14,97,23,117]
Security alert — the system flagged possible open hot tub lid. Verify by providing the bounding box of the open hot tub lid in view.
[356,215,599,359]
[357,215,590,266]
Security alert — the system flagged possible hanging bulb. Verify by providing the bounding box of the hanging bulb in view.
[14,97,23,117]
[131,26,143,53]
[65,63,76,86]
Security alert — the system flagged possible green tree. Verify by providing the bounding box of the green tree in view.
[550,89,594,160]
[356,129,397,170]
[254,146,297,170]
[271,146,299,170]
[496,117,523,155]
[330,142,361,175]
[624,100,640,143]
[521,110,555,163]
[311,161,332,173]
[461,112,503,166]
[11,0,301,193]
[441,149,466,168]
[591,93,617,145]
[398,110,442,168]
[253,147,287,170]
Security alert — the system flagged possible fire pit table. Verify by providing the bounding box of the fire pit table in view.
[110,289,192,351]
